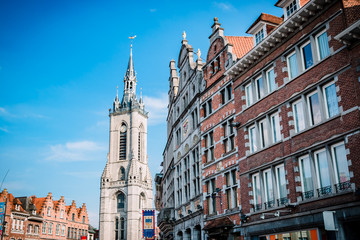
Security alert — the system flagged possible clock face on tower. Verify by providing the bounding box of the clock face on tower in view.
[120,125,127,133]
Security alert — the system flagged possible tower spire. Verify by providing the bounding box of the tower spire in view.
[123,35,137,98]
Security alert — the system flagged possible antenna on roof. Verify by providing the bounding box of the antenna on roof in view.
[0,169,10,191]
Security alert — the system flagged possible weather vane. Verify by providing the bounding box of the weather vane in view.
[129,35,137,47]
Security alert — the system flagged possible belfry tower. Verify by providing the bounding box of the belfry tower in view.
[99,42,153,240]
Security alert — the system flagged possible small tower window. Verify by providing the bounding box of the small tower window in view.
[120,217,125,239]
[117,193,126,210]
[119,123,127,160]
[120,167,125,180]
[72,213,75,221]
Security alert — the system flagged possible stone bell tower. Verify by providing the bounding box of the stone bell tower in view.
[99,42,153,240]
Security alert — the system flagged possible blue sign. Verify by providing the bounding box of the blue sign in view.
[143,210,155,239]
[0,202,5,233]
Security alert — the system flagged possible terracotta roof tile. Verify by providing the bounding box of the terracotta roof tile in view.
[33,197,46,214]
[246,13,283,33]
[225,36,253,59]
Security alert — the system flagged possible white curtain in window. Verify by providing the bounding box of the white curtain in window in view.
[318,32,330,60]
[325,83,339,117]
[288,53,298,79]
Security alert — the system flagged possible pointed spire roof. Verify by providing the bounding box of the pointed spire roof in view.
[124,45,136,82]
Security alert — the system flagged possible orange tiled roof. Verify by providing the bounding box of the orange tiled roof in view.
[225,36,253,59]
[246,13,283,33]
[33,197,46,214]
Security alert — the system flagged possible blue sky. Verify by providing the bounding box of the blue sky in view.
[0,0,282,227]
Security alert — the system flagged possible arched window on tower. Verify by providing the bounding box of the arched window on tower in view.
[117,193,125,211]
[119,123,127,160]
[138,126,143,162]
[115,218,119,240]
[139,168,143,182]
[119,167,125,180]
[139,192,146,209]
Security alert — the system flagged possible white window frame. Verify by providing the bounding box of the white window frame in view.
[286,51,298,80]
[266,67,275,93]
[298,155,313,193]
[270,112,281,143]
[314,148,330,188]
[252,173,262,206]
[258,118,268,148]
[284,0,299,19]
[275,164,287,199]
[306,90,321,126]
[255,75,265,100]
[249,125,257,153]
[315,29,330,61]
[322,81,339,119]
[300,40,313,70]
[245,83,253,107]
[330,141,349,184]
[263,169,274,203]
[292,99,306,133]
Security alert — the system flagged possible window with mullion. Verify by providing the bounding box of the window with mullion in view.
[266,68,276,93]
[314,149,331,189]
[256,76,265,100]
[316,30,330,60]
[292,100,306,133]
[331,142,350,184]
[245,83,254,107]
[263,169,274,207]
[299,155,314,198]
[275,165,287,199]
[252,173,262,210]
[301,41,314,70]
[287,52,298,79]
[259,119,269,148]
[270,113,281,143]
[307,91,322,125]
[323,82,339,118]
[249,125,257,153]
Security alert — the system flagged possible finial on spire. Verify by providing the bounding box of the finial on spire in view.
[182,31,186,40]
[197,49,201,58]
[129,35,136,48]
[214,17,218,23]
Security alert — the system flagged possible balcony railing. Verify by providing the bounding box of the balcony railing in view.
[302,190,314,200]
[277,197,288,206]
[317,185,332,197]
[264,200,275,209]
[335,181,351,192]
[254,203,262,211]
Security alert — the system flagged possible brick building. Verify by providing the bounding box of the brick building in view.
[200,18,252,239]
[225,0,360,239]
[156,0,359,239]
[0,190,90,240]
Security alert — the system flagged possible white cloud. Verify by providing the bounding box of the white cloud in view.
[143,93,168,125]
[45,141,106,162]
[0,127,8,133]
[149,8,157,12]
[214,2,235,11]
[0,106,47,119]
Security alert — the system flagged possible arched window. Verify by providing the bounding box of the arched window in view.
[82,216,85,223]
[119,167,125,180]
[119,123,127,160]
[120,217,125,240]
[139,192,145,209]
[117,193,125,211]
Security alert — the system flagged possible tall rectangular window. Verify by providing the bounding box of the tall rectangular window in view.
[263,169,274,207]
[331,142,350,183]
[256,76,265,100]
[316,31,330,60]
[307,91,322,125]
[249,125,257,153]
[255,29,264,45]
[276,165,287,199]
[226,84,232,101]
[245,83,254,106]
[220,89,225,104]
[259,119,269,148]
[299,155,314,198]
[266,68,276,93]
[252,174,262,210]
[314,149,331,189]
[207,99,212,115]
[292,100,306,133]
[301,42,314,69]
[323,82,339,118]
[287,52,298,79]
[270,113,281,143]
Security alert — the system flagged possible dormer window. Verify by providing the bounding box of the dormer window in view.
[255,29,265,45]
[15,204,20,211]
[32,210,36,215]
[286,0,298,18]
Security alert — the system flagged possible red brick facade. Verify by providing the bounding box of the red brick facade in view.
[0,190,90,240]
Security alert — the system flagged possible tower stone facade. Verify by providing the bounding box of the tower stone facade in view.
[99,46,153,240]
